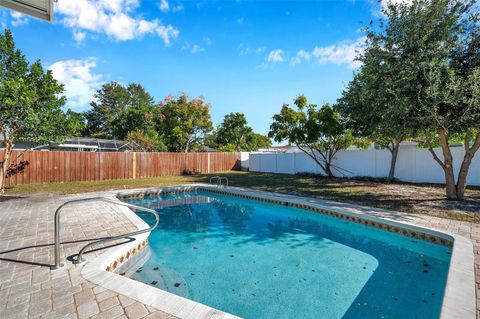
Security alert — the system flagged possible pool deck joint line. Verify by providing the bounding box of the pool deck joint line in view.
[0,184,477,319]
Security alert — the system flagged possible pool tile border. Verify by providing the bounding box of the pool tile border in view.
[82,185,475,319]
[117,186,454,248]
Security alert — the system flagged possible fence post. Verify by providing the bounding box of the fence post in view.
[132,152,136,179]
[208,153,211,173]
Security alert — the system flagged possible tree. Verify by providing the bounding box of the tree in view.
[156,94,213,152]
[368,0,479,199]
[84,82,155,139]
[212,112,272,151]
[417,62,480,200]
[84,82,129,138]
[111,102,156,140]
[215,113,253,151]
[269,95,355,177]
[246,133,271,151]
[126,129,167,152]
[64,109,87,137]
[337,51,415,181]
[0,29,66,193]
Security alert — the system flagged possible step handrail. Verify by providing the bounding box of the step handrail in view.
[219,176,229,188]
[209,175,221,186]
[51,197,159,270]
[209,175,228,188]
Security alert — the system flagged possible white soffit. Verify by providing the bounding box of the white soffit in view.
[0,0,54,22]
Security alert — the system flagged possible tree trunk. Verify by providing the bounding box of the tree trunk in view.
[296,144,328,176]
[387,141,400,182]
[324,162,334,178]
[0,141,13,194]
[438,129,458,200]
[455,133,480,200]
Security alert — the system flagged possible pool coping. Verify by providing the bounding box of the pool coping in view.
[81,184,475,319]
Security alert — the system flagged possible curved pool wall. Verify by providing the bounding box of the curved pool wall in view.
[80,185,475,319]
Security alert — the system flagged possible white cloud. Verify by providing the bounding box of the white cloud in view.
[190,44,204,53]
[236,17,244,24]
[182,42,205,54]
[238,44,265,56]
[49,58,104,110]
[203,36,212,46]
[10,11,28,26]
[72,30,87,44]
[55,0,179,44]
[172,3,184,12]
[158,0,183,13]
[267,49,285,63]
[290,49,311,66]
[311,37,365,68]
[159,0,169,12]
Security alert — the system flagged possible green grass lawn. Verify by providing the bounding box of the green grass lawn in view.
[4,171,480,222]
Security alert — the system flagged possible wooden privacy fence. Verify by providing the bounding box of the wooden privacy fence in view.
[1,150,241,185]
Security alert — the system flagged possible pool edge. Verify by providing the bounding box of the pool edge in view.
[82,185,475,319]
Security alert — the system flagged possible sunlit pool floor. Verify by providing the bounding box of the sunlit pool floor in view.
[124,191,451,319]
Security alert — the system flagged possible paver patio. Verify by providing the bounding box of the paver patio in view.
[0,189,479,318]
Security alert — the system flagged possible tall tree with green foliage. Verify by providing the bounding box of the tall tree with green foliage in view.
[126,129,167,152]
[215,113,253,151]
[212,112,271,151]
[84,82,155,139]
[337,32,416,181]
[0,29,66,193]
[364,0,479,199]
[64,109,87,137]
[156,94,213,152]
[246,133,271,151]
[269,95,355,177]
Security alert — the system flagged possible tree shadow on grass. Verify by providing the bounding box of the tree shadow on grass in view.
[198,172,480,221]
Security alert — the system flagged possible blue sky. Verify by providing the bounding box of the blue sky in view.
[0,0,387,136]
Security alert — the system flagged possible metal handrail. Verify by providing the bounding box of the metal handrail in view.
[209,175,221,185]
[219,176,228,188]
[209,176,228,188]
[51,197,159,270]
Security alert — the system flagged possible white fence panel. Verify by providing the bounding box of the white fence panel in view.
[247,145,480,186]
[411,148,445,184]
[259,153,277,173]
[276,153,295,174]
[395,147,416,182]
[249,153,261,172]
[295,153,320,174]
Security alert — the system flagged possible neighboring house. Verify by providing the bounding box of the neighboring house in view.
[257,142,445,154]
[46,137,145,152]
[257,145,297,153]
[1,137,145,152]
[198,146,218,153]
[0,135,33,150]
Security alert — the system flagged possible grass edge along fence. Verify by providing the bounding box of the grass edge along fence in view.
[0,150,241,185]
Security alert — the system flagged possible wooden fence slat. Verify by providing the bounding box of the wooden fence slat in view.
[1,150,240,185]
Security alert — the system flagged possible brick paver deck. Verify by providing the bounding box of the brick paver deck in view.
[0,190,478,318]
[0,193,177,319]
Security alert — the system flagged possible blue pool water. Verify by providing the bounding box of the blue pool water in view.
[123,191,451,319]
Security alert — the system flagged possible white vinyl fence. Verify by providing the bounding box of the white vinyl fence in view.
[247,145,480,186]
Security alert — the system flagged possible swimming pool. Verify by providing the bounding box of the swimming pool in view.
[120,189,452,319]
